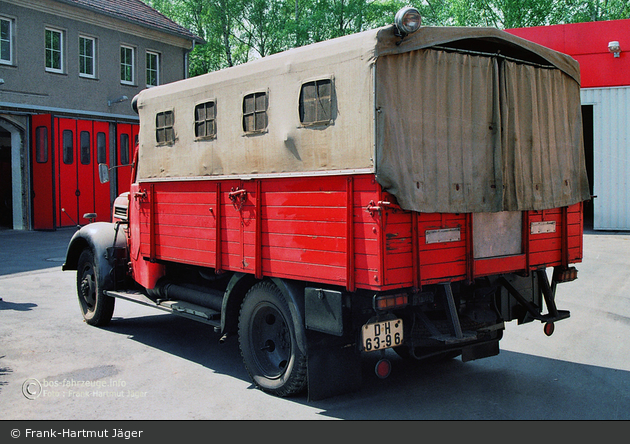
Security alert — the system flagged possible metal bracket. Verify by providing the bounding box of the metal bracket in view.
[133,190,147,201]
[366,200,392,217]
[499,272,570,323]
[228,188,248,211]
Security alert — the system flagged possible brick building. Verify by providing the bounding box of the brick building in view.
[0,0,201,229]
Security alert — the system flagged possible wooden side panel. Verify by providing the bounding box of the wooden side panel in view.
[417,213,468,285]
[135,175,382,288]
[354,177,383,289]
[138,181,220,268]
[567,202,584,263]
[261,176,350,286]
[528,208,564,268]
[132,174,584,292]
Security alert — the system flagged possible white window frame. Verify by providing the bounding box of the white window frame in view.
[120,44,135,85]
[146,50,160,87]
[45,27,64,73]
[0,16,14,65]
[79,35,96,78]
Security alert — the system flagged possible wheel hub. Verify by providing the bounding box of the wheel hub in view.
[80,274,96,308]
[252,305,291,378]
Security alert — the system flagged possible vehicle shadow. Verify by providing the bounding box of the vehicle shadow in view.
[101,312,630,420]
[313,350,630,420]
[104,313,250,383]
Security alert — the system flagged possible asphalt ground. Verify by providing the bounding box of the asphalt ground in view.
[0,226,629,423]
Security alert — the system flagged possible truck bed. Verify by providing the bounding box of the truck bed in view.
[128,174,583,292]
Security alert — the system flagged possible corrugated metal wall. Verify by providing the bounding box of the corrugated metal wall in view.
[582,87,630,230]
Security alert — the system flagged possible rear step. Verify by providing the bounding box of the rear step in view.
[104,290,221,329]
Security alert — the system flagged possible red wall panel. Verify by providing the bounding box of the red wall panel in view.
[507,19,630,88]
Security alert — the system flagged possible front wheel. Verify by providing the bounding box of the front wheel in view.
[238,282,307,397]
[76,249,115,326]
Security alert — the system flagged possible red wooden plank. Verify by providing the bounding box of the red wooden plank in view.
[529,251,562,267]
[262,245,346,267]
[263,219,345,237]
[261,175,348,193]
[419,247,467,266]
[262,259,346,283]
[384,266,413,287]
[262,191,346,208]
[474,255,527,277]
[529,237,562,254]
[263,205,347,222]
[420,262,467,283]
[354,251,380,271]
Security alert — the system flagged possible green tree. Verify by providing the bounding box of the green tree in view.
[146,0,630,76]
[569,0,630,22]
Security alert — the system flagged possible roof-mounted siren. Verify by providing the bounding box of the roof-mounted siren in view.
[394,7,422,39]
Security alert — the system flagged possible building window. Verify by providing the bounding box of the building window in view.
[299,79,333,126]
[79,36,95,78]
[120,45,134,85]
[119,133,130,165]
[146,51,159,87]
[97,132,107,164]
[1,17,13,65]
[45,28,64,73]
[62,130,73,165]
[195,101,217,139]
[35,127,48,163]
[80,131,91,165]
[242,92,268,133]
[156,110,175,144]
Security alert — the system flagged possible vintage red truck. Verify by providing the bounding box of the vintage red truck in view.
[63,8,590,400]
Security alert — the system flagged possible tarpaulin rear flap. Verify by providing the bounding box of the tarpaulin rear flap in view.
[375,49,590,214]
[501,61,590,211]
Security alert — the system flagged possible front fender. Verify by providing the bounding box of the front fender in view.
[62,222,128,291]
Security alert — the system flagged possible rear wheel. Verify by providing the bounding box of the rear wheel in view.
[238,282,307,397]
[76,249,115,326]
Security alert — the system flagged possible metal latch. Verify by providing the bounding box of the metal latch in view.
[133,190,147,200]
[366,200,392,216]
[229,188,248,210]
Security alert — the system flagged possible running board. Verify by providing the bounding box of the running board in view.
[104,290,221,329]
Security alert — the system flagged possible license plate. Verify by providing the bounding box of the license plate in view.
[361,319,403,352]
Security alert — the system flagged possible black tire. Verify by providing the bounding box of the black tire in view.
[238,282,307,397]
[76,249,115,326]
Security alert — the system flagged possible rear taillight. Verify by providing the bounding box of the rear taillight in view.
[374,293,408,311]
[554,266,578,283]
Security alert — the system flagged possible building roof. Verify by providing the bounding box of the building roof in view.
[57,0,203,44]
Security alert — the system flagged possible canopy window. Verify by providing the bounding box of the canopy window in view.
[375,47,590,214]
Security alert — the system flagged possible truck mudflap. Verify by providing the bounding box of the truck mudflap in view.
[306,333,362,401]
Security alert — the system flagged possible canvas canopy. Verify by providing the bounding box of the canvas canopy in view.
[374,26,590,213]
[134,24,590,214]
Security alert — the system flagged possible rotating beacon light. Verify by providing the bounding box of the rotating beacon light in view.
[394,7,422,37]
